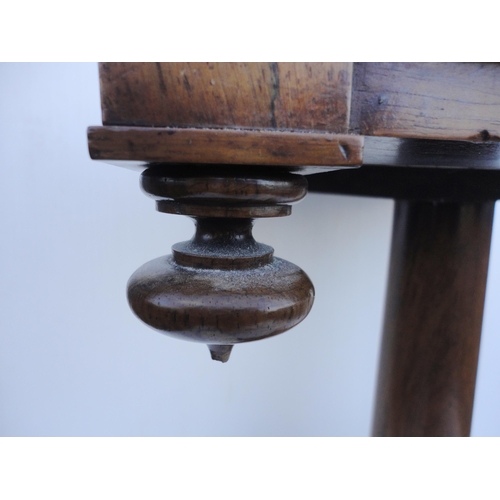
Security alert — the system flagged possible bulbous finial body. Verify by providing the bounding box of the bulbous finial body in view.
[127,166,314,362]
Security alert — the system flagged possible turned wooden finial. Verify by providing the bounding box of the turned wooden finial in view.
[88,63,363,363]
[126,165,315,362]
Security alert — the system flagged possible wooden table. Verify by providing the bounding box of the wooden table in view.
[88,63,500,436]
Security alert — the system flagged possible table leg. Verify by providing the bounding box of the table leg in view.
[373,200,495,436]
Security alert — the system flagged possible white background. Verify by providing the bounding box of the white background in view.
[1,63,500,436]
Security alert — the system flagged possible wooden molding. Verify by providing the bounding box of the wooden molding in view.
[87,126,363,169]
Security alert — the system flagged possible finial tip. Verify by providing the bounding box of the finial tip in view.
[208,344,233,363]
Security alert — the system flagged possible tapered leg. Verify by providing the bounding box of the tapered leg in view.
[373,200,495,436]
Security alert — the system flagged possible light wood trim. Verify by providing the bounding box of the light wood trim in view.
[87,126,363,168]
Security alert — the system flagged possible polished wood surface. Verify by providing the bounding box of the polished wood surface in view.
[127,167,314,362]
[351,63,500,141]
[373,200,494,436]
[99,62,353,131]
[141,165,307,204]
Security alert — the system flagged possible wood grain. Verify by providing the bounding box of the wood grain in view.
[127,168,315,362]
[373,200,494,436]
[98,63,500,143]
[350,62,500,141]
[141,165,307,204]
[87,126,363,168]
[127,253,314,359]
[99,62,353,132]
